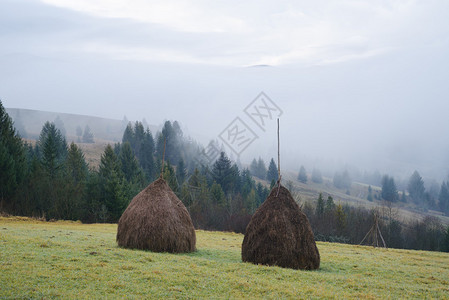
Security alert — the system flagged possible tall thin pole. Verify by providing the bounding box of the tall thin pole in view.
[276,118,282,197]
[160,138,166,178]
[277,118,280,179]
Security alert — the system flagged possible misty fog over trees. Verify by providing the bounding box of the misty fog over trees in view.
[1,100,449,252]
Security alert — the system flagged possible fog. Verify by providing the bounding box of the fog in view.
[2,0,449,181]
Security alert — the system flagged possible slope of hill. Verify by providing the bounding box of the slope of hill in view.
[6,108,447,225]
[257,171,449,226]
[1,217,448,298]
[5,107,158,142]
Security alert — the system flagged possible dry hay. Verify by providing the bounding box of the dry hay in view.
[117,178,196,253]
[242,184,320,270]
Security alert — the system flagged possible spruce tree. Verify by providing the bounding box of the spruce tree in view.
[244,189,257,214]
[159,121,180,164]
[240,168,254,199]
[255,182,268,206]
[408,171,426,204]
[98,144,127,222]
[367,185,373,202]
[38,122,68,179]
[229,163,241,194]
[176,158,187,185]
[212,152,233,195]
[133,121,145,158]
[163,161,179,194]
[381,175,398,202]
[249,158,258,177]
[443,226,449,252]
[122,123,134,146]
[62,143,88,220]
[298,165,307,183]
[119,142,140,182]
[0,101,27,209]
[335,204,346,236]
[256,158,267,179]
[439,181,449,215]
[66,142,88,184]
[266,158,278,183]
[210,182,226,207]
[82,125,94,143]
[140,128,155,180]
[325,195,335,212]
[316,193,325,217]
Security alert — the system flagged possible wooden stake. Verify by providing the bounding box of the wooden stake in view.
[277,118,280,179]
[276,118,282,197]
[160,138,166,178]
[359,212,387,248]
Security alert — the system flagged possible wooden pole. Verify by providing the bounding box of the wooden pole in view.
[276,118,282,197]
[277,118,280,179]
[160,138,166,178]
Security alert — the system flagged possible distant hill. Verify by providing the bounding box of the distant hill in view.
[5,108,158,142]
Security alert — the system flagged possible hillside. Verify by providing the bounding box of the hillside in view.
[279,171,449,226]
[1,217,448,298]
[6,107,448,225]
[5,107,158,143]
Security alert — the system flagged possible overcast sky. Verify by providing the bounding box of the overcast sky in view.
[1,0,449,180]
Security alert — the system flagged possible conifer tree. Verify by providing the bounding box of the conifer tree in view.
[325,195,335,212]
[249,158,258,177]
[367,185,373,202]
[0,100,27,209]
[212,152,233,195]
[266,158,278,183]
[82,125,94,143]
[439,181,449,215]
[38,122,68,179]
[62,143,88,220]
[176,158,187,185]
[316,193,325,217]
[163,161,179,194]
[381,175,398,202]
[210,182,226,207]
[256,158,267,179]
[98,144,127,222]
[335,204,347,236]
[408,170,426,204]
[443,226,449,252]
[298,165,307,183]
[140,128,155,180]
[119,142,140,182]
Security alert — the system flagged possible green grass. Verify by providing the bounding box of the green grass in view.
[1,217,449,299]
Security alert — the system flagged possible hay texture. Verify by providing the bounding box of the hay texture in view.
[117,178,196,253]
[242,184,320,270]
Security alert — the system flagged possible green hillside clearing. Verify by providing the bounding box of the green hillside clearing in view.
[1,217,448,298]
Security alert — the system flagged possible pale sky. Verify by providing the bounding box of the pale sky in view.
[1,0,449,179]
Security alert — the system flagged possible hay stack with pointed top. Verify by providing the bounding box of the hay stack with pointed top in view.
[117,178,196,253]
[242,184,320,270]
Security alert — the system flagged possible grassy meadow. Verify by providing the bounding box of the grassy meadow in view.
[1,216,449,299]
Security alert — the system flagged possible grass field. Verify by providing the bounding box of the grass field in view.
[1,217,449,299]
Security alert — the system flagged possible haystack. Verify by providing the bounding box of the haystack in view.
[242,184,320,270]
[117,178,196,253]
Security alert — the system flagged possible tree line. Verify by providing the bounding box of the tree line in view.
[0,101,269,231]
[1,100,448,251]
[297,164,449,216]
[303,193,449,252]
